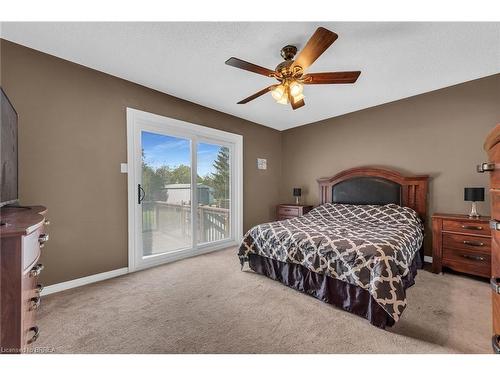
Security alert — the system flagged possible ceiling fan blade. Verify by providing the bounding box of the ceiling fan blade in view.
[237,85,277,104]
[292,27,338,71]
[291,97,305,110]
[302,71,361,84]
[225,57,276,77]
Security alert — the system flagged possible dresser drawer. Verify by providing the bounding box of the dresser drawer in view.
[22,271,41,350]
[22,227,44,271]
[492,230,500,277]
[442,233,491,253]
[490,189,500,220]
[493,289,500,340]
[487,142,500,190]
[277,206,300,216]
[442,219,490,236]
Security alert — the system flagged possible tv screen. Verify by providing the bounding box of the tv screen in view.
[0,87,18,206]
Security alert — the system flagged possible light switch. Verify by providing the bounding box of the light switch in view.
[257,158,267,170]
[120,163,128,173]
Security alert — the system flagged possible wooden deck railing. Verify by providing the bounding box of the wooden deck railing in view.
[142,201,229,243]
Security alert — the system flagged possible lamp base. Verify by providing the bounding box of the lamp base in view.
[295,197,299,205]
[468,201,480,218]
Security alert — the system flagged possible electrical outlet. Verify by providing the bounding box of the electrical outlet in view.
[257,158,267,170]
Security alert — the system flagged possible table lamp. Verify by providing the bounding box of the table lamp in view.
[464,187,485,218]
[293,188,301,205]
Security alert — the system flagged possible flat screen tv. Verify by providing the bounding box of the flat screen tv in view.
[0,87,18,207]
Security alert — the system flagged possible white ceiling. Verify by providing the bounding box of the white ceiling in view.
[1,22,499,130]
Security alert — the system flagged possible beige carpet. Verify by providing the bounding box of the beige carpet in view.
[36,247,491,353]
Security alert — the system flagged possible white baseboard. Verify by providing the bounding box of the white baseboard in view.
[424,255,433,264]
[41,267,129,296]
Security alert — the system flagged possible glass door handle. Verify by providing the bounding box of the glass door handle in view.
[138,184,146,204]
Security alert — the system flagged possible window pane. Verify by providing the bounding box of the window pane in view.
[197,142,230,244]
[141,131,192,256]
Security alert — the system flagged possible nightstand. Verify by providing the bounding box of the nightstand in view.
[276,204,313,220]
[432,213,491,278]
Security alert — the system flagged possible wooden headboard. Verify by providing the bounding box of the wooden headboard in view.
[317,167,429,220]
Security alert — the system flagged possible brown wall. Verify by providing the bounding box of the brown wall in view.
[0,40,282,285]
[2,38,498,283]
[281,74,500,255]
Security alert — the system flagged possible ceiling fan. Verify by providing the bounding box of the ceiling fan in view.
[225,27,361,110]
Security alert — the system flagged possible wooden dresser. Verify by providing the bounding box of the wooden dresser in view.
[276,204,313,220]
[0,206,48,354]
[479,124,500,354]
[431,213,491,278]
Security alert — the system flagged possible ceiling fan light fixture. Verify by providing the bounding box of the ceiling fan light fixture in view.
[276,93,289,105]
[289,81,303,97]
[271,84,286,102]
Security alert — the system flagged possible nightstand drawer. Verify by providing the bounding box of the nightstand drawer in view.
[442,219,490,236]
[442,233,491,252]
[442,248,491,277]
[278,206,300,216]
[276,205,313,221]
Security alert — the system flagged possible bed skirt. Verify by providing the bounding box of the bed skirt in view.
[247,253,420,329]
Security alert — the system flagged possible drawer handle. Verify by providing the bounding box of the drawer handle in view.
[491,220,500,231]
[461,254,485,261]
[27,326,40,344]
[29,264,44,278]
[38,233,49,248]
[30,296,41,311]
[36,283,44,294]
[462,240,484,247]
[477,162,495,173]
[493,335,500,354]
[491,278,500,294]
[461,225,483,230]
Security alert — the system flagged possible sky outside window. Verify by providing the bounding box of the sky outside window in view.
[142,131,223,176]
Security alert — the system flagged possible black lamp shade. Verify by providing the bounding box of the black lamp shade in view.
[464,187,485,202]
[293,188,302,197]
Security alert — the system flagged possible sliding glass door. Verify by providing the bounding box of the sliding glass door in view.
[127,109,242,271]
[141,132,192,256]
[197,142,231,245]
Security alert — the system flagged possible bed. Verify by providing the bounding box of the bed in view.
[238,167,429,328]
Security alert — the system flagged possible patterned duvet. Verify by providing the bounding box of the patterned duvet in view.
[238,203,424,321]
